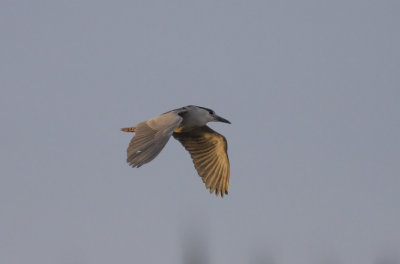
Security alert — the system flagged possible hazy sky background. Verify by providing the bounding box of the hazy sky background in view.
[1,1,399,263]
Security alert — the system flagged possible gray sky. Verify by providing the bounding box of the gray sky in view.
[1,1,399,263]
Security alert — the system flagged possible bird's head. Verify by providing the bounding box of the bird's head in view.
[195,106,231,124]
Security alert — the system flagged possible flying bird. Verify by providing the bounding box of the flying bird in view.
[121,105,231,197]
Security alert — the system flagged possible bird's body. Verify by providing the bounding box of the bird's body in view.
[121,105,231,197]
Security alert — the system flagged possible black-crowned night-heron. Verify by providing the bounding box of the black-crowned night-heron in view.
[121,105,231,197]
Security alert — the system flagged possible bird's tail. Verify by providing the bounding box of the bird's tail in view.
[121,126,136,132]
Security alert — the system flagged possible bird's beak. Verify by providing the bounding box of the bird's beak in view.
[215,115,231,124]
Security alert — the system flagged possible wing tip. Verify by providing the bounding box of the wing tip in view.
[207,187,228,198]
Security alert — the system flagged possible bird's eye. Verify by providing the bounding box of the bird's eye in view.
[209,111,214,115]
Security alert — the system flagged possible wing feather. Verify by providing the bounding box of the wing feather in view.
[126,111,183,168]
[173,126,230,197]
[209,163,222,194]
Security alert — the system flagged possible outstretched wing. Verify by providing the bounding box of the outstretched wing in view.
[127,111,183,168]
[173,126,230,197]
